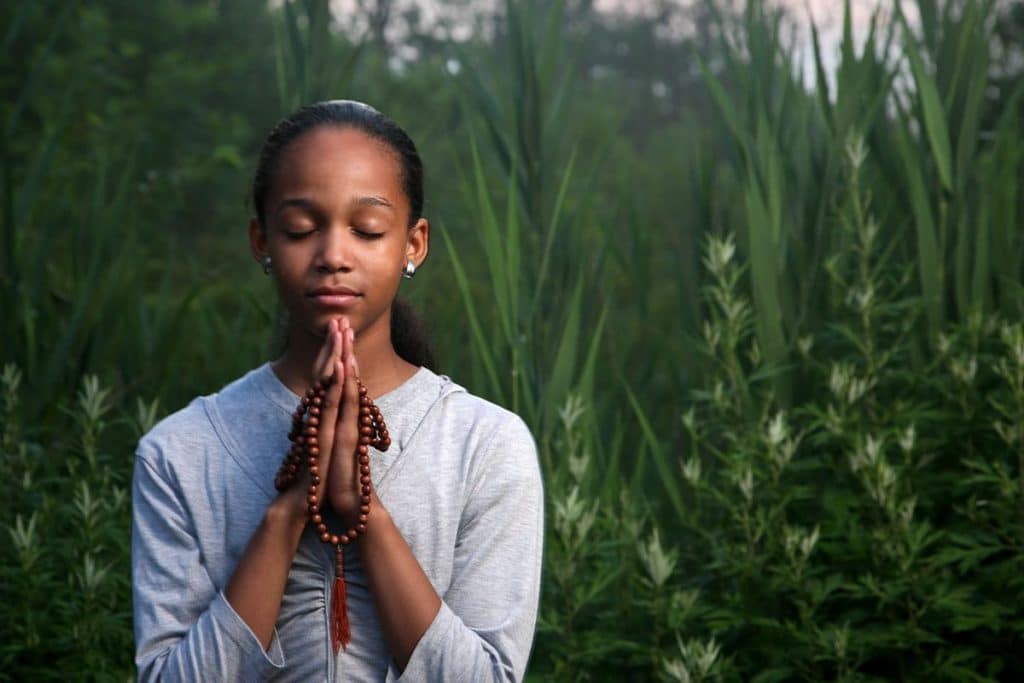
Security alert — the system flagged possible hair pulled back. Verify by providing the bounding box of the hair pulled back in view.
[252,100,434,370]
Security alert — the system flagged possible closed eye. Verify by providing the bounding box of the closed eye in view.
[353,228,384,240]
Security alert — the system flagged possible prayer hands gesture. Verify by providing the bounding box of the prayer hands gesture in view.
[311,316,369,526]
[279,317,372,529]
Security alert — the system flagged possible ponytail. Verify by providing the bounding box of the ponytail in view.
[391,298,435,370]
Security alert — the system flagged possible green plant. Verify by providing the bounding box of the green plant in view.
[0,368,138,681]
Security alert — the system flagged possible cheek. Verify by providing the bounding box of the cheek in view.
[268,251,309,295]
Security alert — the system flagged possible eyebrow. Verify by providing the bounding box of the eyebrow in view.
[274,195,395,215]
[356,195,394,210]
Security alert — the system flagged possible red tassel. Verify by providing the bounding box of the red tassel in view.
[331,550,351,653]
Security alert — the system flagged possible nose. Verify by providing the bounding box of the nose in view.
[317,225,352,273]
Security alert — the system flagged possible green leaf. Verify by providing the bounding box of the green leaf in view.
[896,122,944,335]
[903,31,954,193]
[624,383,684,518]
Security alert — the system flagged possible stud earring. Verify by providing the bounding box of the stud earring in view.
[402,261,416,279]
[262,255,272,275]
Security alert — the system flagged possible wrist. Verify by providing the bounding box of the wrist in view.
[268,488,310,535]
[361,493,392,539]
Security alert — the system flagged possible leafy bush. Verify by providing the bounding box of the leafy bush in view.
[0,366,147,681]
[526,140,1024,681]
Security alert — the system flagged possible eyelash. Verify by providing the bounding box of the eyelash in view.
[283,228,384,240]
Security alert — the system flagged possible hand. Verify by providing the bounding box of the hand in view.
[308,316,366,526]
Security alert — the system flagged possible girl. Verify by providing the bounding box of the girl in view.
[131,100,544,682]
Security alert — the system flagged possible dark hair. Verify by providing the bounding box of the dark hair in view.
[252,100,434,370]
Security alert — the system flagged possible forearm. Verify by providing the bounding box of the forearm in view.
[223,490,308,650]
[359,497,442,672]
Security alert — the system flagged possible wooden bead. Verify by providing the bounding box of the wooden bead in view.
[277,379,388,556]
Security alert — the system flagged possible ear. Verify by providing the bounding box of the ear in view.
[405,217,429,268]
[249,217,268,264]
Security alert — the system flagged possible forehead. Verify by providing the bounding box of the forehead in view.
[272,126,405,201]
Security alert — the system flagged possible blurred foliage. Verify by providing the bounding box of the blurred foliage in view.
[2,0,1024,679]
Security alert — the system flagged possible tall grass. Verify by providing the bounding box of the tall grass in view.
[693,0,1023,397]
[444,0,1024,678]
[444,0,609,458]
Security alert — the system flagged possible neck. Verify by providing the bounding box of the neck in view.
[271,316,419,400]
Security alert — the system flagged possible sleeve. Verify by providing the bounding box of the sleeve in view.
[131,446,287,682]
[388,414,545,683]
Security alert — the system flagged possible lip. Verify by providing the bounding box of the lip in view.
[308,285,362,307]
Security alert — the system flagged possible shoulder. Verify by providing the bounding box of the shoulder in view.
[415,368,536,454]
[427,375,540,492]
[441,389,534,451]
[135,365,268,473]
[135,398,213,470]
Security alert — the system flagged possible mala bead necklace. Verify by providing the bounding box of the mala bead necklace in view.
[274,376,391,654]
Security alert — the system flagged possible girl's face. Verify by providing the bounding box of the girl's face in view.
[250,126,428,342]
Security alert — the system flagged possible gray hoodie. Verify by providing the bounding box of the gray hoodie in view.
[131,364,543,682]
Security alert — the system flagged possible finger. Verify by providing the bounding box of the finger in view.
[316,357,345,493]
[343,331,361,488]
[334,323,356,441]
[330,325,359,495]
[328,319,345,380]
